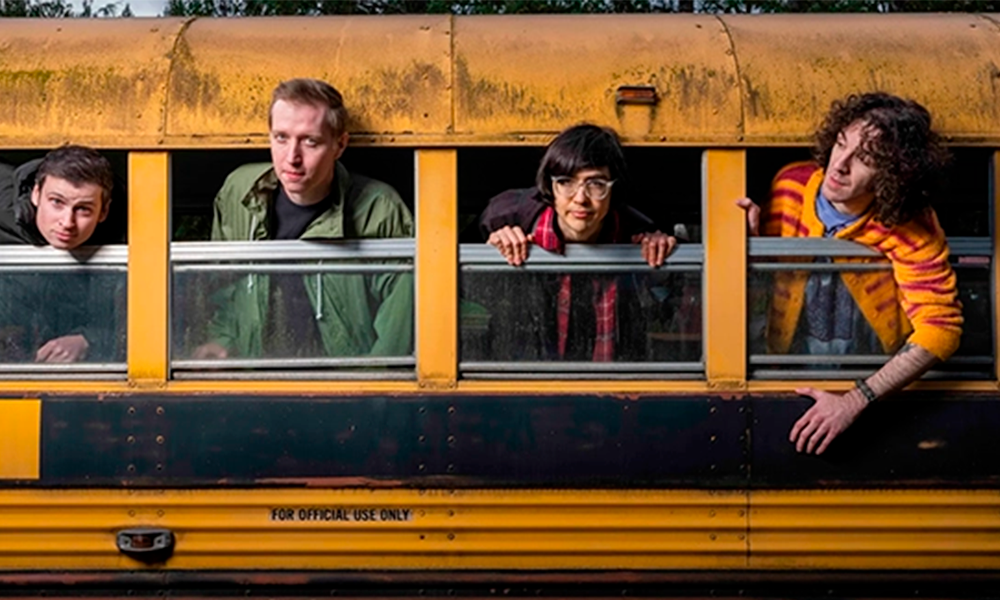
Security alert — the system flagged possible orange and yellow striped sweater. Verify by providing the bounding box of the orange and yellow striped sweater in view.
[762,162,962,361]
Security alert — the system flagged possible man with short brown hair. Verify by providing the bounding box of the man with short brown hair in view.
[195,78,413,361]
[0,144,124,363]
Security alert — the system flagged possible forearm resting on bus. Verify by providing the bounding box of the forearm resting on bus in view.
[790,343,938,455]
[865,342,939,400]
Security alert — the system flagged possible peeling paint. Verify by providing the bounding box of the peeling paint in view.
[455,56,567,125]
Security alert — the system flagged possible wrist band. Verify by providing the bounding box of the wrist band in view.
[855,378,878,404]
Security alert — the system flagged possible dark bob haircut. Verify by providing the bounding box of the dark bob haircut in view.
[535,124,627,203]
[813,92,949,228]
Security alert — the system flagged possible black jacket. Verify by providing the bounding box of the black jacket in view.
[0,158,126,246]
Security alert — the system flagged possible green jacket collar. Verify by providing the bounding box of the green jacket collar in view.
[241,162,352,240]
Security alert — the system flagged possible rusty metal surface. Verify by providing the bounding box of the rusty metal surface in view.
[749,391,1000,487]
[0,18,187,147]
[724,13,1000,145]
[164,16,452,142]
[1,15,999,147]
[452,15,741,143]
[35,394,745,486]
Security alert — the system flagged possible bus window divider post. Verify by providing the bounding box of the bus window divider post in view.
[702,149,747,389]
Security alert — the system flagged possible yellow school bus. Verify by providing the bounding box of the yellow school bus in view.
[0,12,998,597]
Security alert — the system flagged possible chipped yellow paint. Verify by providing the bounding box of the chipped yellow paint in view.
[0,400,40,480]
[0,488,747,570]
[452,15,741,143]
[165,16,453,140]
[0,16,999,147]
[749,489,1000,569]
[0,19,184,148]
[725,13,1000,145]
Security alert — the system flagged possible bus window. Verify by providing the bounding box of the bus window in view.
[0,247,127,379]
[458,147,703,379]
[0,150,128,380]
[169,149,415,379]
[746,148,993,380]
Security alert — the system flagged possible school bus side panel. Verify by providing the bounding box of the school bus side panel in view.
[452,15,742,144]
[164,16,453,144]
[0,19,186,148]
[724,13,1000,145]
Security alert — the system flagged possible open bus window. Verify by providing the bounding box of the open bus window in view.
[745,147,994,380]
[169,149,416,379]
[0,150,128,380]
[457,147,703,379]
[0,247,127,380]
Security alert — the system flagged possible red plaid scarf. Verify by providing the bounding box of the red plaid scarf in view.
[532,207,620,362]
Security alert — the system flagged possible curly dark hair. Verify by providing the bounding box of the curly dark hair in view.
[813,92,950,227]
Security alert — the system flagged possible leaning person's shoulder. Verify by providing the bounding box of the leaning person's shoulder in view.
[478,188,544,239]
[868,208,948,264]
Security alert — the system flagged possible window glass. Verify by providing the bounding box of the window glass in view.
[748,254,991,379]
[0,150,128,379]
[461,268,701,376]
[171,249,414,379]
[0,263,126,377]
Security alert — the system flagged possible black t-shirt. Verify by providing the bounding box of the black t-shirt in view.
[271,186,334,240]
[263,186,335,357]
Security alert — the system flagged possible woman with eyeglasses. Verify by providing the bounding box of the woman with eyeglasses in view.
[480,123,675,268]
[475,123,677,362]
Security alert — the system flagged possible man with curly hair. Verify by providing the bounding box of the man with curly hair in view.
[738,92,963,455]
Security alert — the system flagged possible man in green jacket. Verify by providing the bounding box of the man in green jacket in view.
[193,78,413,361]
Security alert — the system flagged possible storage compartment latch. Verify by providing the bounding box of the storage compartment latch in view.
[116,528,175,563]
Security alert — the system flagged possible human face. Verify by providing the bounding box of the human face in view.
[820,119,878,216]
[30,176,107,249]
[552,167,613,242]
[269,99,348,206]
